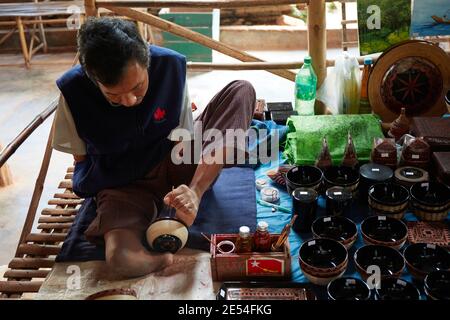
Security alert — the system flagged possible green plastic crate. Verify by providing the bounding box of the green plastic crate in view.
[159,10,220,62]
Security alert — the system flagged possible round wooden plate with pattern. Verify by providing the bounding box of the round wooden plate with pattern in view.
[369,40,450,123]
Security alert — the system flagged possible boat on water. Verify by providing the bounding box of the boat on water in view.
[431,10,450,24]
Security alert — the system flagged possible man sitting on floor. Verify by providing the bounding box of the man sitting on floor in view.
[52,17,256,277]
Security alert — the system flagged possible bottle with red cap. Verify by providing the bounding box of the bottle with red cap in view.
[253,221,272,252]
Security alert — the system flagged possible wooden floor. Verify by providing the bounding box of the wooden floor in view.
[0,53,75,266]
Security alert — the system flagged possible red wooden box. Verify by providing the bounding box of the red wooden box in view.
[210,234,291,282]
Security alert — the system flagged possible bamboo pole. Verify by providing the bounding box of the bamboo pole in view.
[4,270,50,279]
[187,56,381,71]
[25,233,68,242]
[17,244,61,255]
[0,281,43,293]
[106,6,296,81]
[0,144,13,187]
[9,258,55,269]
[64,173,74,179]
[307,0,327,114]
[96,0,356,9]
[0,19,71,26]
[14,122,55,257]
[53,193,80,200]
[38,217,75,224]
[16,17,30,68]
[58,180,73,189]
[308,0,327,87]
[37,222,73,230]
[96,0,307,9]
[0,97,58,169]
[84,0,98,17]
[41,208,78,215]
[188,61,303,70]
[0,28,16,45]
[47,199,83,206]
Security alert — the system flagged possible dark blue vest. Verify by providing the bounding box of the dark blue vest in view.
[56,45,186,198]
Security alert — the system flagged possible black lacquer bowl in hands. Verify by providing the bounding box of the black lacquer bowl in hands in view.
[424,270,450,300]
[361,215,408,250]
[354,245,405,280]
[299,238,348,286]
[327,277,371,300]
[374,277,421,300]
[146,217,189,254]
[311,216,358,249]
[410,182,450,222]
[368,183,409,219]
[404,243,450,281]
[285,165,323,195]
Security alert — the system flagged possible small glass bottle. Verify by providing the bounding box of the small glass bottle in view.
[235,226,253,253]
[253,221,272,252]
[359,57,373,114]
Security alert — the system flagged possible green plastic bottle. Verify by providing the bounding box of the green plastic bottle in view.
[295,56,317,116]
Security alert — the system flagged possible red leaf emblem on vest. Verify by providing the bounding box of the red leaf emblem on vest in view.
[153,107,166,122]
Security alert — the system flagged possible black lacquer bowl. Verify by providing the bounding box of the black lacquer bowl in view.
[311,216,358,249]
[327,277,371,300]
[410,182,450,222]
[324,166,360,194]
[375,277,420,300]
[368,183,409,219]
[424,270,450,300]
[361,215,408,249]
[299,238,348,286]
[404,243,450,281]
[146,217,189,253]
[354,245,405,280]
[286,165,323,195]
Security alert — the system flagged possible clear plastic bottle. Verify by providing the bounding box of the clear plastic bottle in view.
[359,57,373,114]
[253,221,272,252]
[235,226,253,253]
[295,56,318,116]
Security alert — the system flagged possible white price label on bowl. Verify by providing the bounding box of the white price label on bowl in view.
[334,192,342,196]
[324,217,332,222]
[397,280,406,286]
[308,240,316,246]
[378,216,387,221]
[300,191,308,195]
[427,244,436,250]
[381,153,389,158]
[405,172,414,176]
[412,154,420,159]
[346,279,356,285]
[372,168,380,172]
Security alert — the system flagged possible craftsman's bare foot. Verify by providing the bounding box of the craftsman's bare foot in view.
[148,252,174,272]
[105,229,174,278]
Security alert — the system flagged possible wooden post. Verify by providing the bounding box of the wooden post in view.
[0,144,13,187]
[16,17,30,68]
[307,0,327,114]
[107,7,296,82]
[84,0,98,17]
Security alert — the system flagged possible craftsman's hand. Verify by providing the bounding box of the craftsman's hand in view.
[163,185,200,227]
[73,154,86,163]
